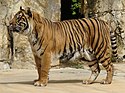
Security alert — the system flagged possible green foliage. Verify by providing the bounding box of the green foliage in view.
[71,0,81,15]
[72,0,77,2]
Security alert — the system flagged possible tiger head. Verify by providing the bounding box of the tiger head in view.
[9,6,33,35]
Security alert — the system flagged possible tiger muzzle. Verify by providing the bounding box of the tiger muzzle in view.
[9,23,21,32]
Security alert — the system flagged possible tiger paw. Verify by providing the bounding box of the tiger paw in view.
[100,79,111,84]
[34,79,48,87]
[82,80,93,84]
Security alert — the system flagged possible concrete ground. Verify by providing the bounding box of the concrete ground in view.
[0,64,125,93]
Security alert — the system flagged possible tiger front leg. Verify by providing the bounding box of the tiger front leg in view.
[34,53,51,87]
[33,55,41,82]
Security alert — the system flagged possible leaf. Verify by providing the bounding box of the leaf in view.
[72,0,77,3]
[72,11,76,15]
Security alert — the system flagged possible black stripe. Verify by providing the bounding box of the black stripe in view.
[98,45,107,60]
[23,14,29,31]
[17,12,23,22]
[112,51,117,54]
[71,23,80,43]
[100,57,109,64]
[35,31,38,39]
[37,38,44,51]
[69,44,73,53]
[38,39,42,46]
[114,55,118,58]
[89,61,97,67]
[103,60,111,69]
[94,19,100,51]
[92,19,100,51]
[56,22,65,36]
[95,41,104,55]
[114,54,118,56]
[33,32,39,46]
[90,19,96,46]
[76,19,85,32]
[76,20,86,45]
[60,22,68,54]
[64,21,76,51]
[61,22,68,39]
[81,18,91,35]
[40,44,48,56]
[58,49,62,54]
[70,20,82,51]
[112,46,117,49]
[63,42,67,54]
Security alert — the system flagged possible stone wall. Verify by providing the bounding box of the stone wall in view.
[0,0,61,69]
[1,0,125,69]
[95,0,125,59]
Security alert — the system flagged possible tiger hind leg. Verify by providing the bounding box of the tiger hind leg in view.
[100,58,114,84]
[97,46,114,84]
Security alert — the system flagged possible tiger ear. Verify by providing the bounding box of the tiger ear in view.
[25,7,32,18]
[20,6,23,10]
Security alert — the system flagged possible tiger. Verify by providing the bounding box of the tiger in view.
[9,6,118,86]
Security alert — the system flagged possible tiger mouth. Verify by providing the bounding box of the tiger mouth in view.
[9,25,23,33]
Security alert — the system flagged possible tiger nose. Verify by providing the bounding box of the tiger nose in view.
[9,19,16,26]
[9,23,14,31]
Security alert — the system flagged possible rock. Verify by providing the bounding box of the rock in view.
[0,0,60,69]
[0,0,125,69]
[0,62,10,70]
